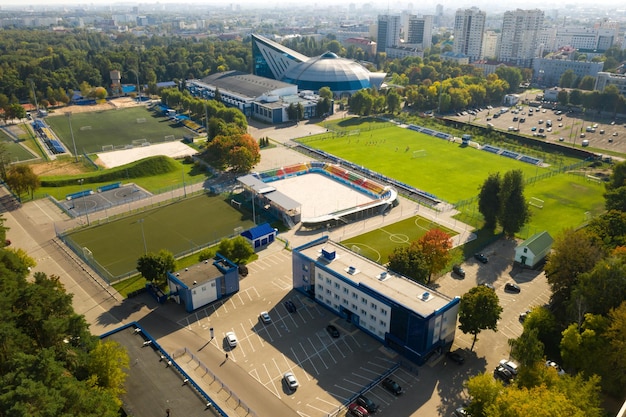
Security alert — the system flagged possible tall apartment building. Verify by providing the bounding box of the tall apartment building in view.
[498,9,544,68]
[481,30,500,59]
[405,15,433,50]
[377,14,401,54]
[453,7,486,62]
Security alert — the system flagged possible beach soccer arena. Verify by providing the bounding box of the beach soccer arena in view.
[237,161,398,229]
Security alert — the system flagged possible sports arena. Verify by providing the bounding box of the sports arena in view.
[238,161,398,229]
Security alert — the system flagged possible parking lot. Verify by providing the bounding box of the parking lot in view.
[449,104,626,154]
[176,249,421,416]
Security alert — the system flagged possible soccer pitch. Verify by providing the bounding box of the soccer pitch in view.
[0,129,36,162]
[341,216,457,264]
[300,125,558,203]
[46,107,185,154]
[66,193,255,278]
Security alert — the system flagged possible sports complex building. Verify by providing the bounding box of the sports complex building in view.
[292,237,460,365]
[237,161,398,229]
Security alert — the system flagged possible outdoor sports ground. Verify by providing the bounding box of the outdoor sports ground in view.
[0,127,39,162]
[300,118,606,238]
[45,106,188,155]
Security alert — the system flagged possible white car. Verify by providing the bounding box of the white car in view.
[499,359,519,375]
[260,311,272,324]
[546,360,566,375]
[284,372,299,391]
[225,331,238,347]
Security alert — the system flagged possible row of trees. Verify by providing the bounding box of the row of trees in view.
[477,170,530,237]
[0,219,129,415]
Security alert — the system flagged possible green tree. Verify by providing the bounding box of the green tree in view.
[458,286,503,351]
[216,236,254,264]
[498,170,530,237]
[495,66,522,93]
[508,328,545,387]
[87,340,129,405]
[478,172,501,230]
[544,228,603,316]
[571,257,626,317]
[318,86,333,100]
[136,250,176,285]
[604,302,626,397]
[386,89,402,114]
[569,89,584,105]
[4,164,40,200]
[559,70,576,88]
[557,90,569,106]
[387,241,429,284]
[465,373,502,417]
[577,76,596,91]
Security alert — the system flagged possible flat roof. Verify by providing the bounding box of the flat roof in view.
[103,326,220,417]
[172,260,224,287]
[197,70,294,99]
[299,240,453,317]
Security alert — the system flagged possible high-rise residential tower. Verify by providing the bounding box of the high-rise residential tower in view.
[377,14,401,54]
[453,7,486,62]
[498,9,544,68]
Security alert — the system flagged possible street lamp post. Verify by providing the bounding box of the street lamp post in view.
[138,219,147,255]
[66,112,78,162]
[78,179,90,225]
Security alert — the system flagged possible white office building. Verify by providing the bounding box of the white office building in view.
[377,14,401,54]
[405,15,433,50]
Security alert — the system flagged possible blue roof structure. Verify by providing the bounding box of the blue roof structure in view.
[241,223,275,241]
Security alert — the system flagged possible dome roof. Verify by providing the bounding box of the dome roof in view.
[281,51,373,94]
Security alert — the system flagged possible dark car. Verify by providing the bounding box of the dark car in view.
[356,395,379,413]
[326,324,340,338]
[504,283,521,293]
[382,377,402,395]
[446,350,465,365]
[452,264,466,278]
[284,300,297,313]
[519,310,531,323]
[474,253,488,263]
[494,365,514,384]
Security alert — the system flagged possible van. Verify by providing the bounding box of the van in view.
[582,139,589,147]
[586,126,595,133]
[546,120,552,127]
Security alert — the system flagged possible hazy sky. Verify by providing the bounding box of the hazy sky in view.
[2,0,624,10]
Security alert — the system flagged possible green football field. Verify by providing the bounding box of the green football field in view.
[66,193,255,279]
[299,125,552,203]
[46,107,185,154]
[341,215,457,264]
[0,128,38,162]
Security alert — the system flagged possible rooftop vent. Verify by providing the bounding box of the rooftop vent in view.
[378,271,388,280]
[421,292,430,301]
[321,248,336,261]
[347,266,357,275]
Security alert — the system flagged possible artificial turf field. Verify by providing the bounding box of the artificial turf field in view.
[46,107,184,154]
[341,216,457,264]
[66,193,254,279]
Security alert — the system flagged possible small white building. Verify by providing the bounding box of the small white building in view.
[514,231,553,268]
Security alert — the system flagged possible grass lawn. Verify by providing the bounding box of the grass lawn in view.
[519,173,606,238]
[0,128,38,162]
[66,193,255,278]
[340,215,457,264]
[299,124,554,203]
[46,107,185,154]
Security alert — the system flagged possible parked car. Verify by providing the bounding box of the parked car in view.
[452,264,466,278]
[284,300,297,313]
[504,282,521,293]
[284,372,299,391]
[519,310,531,323]
[225,331,238,347]
[545,360,566,376]
[326,324,340,338]
[454,407,470,417]
[446,350,465,365]
[474,253,488,263]
[260,311,272,324]
[499,359,519,375]
[494,365,514,384]
[356,395,379,413]
[348,403,370,417]
[382,377,403,395]
[481,282,495,290]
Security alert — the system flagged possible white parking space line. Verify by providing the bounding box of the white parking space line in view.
[249,319,267,348]
[305,401,337,415]
[240,323,256,353]
[351,371,376,382]
[249,368,261,383]
[297,343,320,376]
[367,360,394,371]
[309,338,329,370]
[333,382,357,397]
[262,363,281,398]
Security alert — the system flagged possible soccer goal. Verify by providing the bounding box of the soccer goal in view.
[82,247,93,260]
[132,139,148,147]
[529,197,544,209]
[351,245,362,256]
[164,134,175,142]
[412,150,427,159]
[136,118,147,124]
[79,125,92,131]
